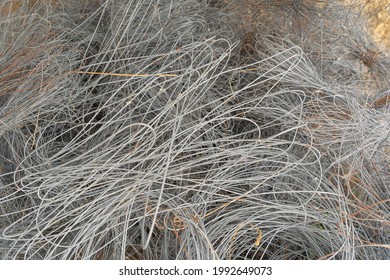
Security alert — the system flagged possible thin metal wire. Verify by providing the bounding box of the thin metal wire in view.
[0,0,388,260]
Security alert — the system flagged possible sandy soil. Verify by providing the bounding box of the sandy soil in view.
[343,0,389,52]
[1,0,389,51]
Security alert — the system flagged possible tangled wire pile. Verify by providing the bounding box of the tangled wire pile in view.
[0,0,389,259]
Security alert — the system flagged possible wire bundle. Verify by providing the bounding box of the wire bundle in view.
[0,0,389,259]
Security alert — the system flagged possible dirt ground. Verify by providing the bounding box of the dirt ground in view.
[343,0,390,52]
[1,0,389,51]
